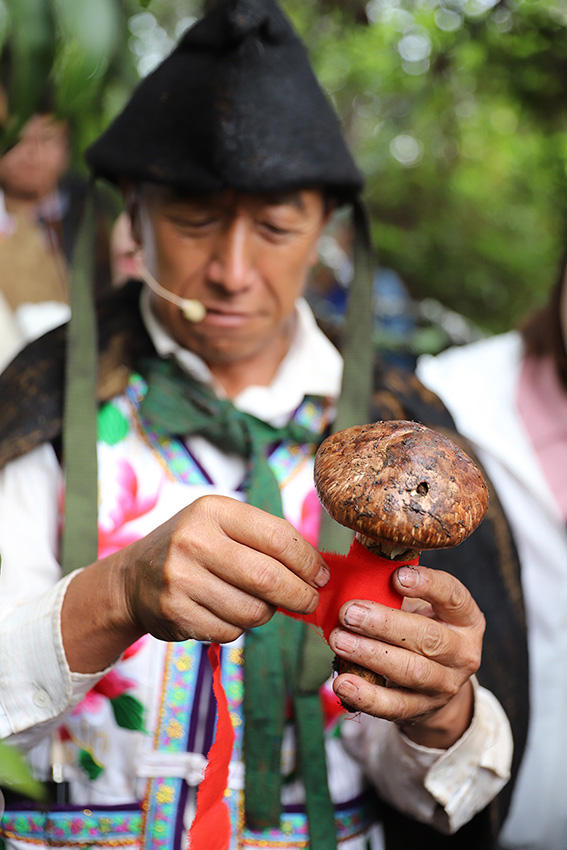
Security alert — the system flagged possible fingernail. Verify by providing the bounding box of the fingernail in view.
[306,592,319,614]
[344,602,369,627]
[336,679,358,700]
[314,564,331,588]
[397,566,419,588]
[334,630,357,652]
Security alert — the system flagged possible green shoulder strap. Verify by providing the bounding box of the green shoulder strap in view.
[316,198,376,556]
[297,198,376,684]
[60,184,99,575]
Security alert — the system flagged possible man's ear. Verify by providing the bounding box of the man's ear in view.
[121,181,142,246]
[308,195,337,267]
[323,195,338,227]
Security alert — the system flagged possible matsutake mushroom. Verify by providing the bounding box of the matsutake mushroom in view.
[313,419,488,689]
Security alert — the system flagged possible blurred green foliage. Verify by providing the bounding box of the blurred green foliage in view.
[0,739,45,800]
[281,0,567,333]
[1,0,566,332]
[0,0,138,158]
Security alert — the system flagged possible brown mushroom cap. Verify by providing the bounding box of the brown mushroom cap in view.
[314,420,488,550]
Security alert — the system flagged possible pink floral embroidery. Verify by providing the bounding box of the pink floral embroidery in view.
[296,488,322,547]
[98,459,161,558]
[71,669,136,715]
[123,634,149,659]
[70,635,148,717]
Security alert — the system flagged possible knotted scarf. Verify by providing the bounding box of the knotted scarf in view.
[138,356,337,848]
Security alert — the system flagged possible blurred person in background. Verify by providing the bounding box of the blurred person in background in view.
[415,247,567,849]
[0,289,23,371]
[0,88,113,343]
[307,218,416,370]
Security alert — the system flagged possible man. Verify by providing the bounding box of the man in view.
[0,2,512,848]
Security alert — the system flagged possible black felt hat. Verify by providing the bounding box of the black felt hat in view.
[86,0,363,201]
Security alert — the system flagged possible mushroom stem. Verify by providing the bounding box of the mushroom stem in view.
[356,533,420,562]
[333,534,419,703]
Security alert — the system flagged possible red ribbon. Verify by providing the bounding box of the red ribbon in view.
[188,539,417,848]
[188,643,233,850]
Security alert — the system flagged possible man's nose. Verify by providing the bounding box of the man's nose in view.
[207,218,255,291]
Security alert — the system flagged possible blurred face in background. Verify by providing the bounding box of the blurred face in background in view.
[0,114,69,202]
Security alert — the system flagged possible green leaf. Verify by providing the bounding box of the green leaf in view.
[97,403,129,446]
[0,1,10,55]
[2,0,56,148]
[110,694,146,732]
[52,0,120,61]
[0,740,46,800]
[78,749,103,781]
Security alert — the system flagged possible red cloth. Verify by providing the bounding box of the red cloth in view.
[286,537,410,639]
[188,643,233,850]
[188,539,416,848]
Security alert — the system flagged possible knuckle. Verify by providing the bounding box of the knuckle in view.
[219,624,246,643]
[445,677,461,700]
[403,652,433,689]
[446,582,470,615]
[462,642,482,675]
[188,493,216,521]
[251,558,280,597]
[386,690,422,724]
[243,596,272,628]
[421,623,446,659]
[191,494,230,533]
[265,520,295,558]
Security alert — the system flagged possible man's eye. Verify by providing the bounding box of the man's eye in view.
[261,221,291,236]
[170,216,216,229]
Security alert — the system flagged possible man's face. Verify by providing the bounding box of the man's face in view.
[134,185,329,383]
[0,114,69,201]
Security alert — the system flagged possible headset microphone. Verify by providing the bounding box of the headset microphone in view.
[137,261,206,323]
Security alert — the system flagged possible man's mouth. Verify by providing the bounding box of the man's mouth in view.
[202,307,254,328]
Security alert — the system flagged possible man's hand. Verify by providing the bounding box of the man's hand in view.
[328,565,485,749]
[62,495,330,673]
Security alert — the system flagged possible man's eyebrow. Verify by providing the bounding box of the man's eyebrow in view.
[263,191,305,210]
[160,187,308,210]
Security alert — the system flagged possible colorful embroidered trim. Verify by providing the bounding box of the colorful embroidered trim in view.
[141,639,200,850]
[222,645,245,762]
[0,794,373,849]
[0,805,142,846]
[126,373,332,491]
[230,793,377,848]
[126,373,210,486]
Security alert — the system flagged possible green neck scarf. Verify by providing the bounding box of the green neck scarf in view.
[139,357,321,517]
[139,356,337,847]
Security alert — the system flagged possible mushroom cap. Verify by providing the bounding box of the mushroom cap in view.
[314,420,488,550]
